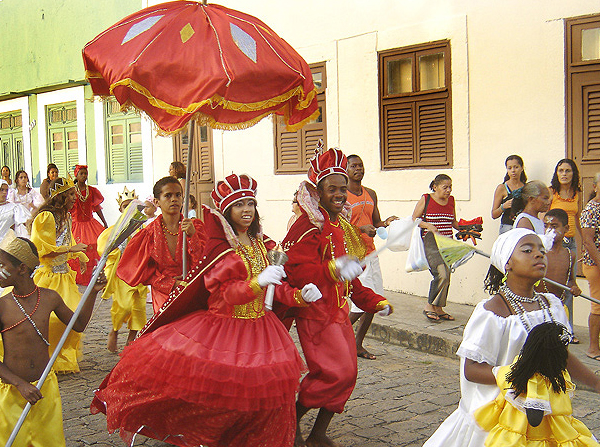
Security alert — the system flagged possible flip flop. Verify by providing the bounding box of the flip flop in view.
[586,354,600,361]
[357,350,376,360]
[423,310,440,322]
[436,313,455,321]
[570,336,580,344]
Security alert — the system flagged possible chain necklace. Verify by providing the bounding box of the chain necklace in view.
[500,284,555,331]
[5,288,50,345]
[75,184,89,202]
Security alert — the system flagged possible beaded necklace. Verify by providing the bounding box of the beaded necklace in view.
[1,287,50,345]
[75,184,89,202]
[162,221,180,236]
[500,284,555,331]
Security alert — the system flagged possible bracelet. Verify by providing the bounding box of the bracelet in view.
[500,203,504,211]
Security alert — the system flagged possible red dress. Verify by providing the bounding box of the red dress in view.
[91,208,307,447]
[116,215,206,313]
[68,185,105,284]
[282,208,389,413]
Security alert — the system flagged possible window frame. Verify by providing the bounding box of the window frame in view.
[379,40,452,170]
[273,62,327,175]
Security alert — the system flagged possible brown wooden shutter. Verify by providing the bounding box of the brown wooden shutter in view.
[417,100,448,164]
[384,104,414,167]
[198,144,213,182]
[584,86,600,157]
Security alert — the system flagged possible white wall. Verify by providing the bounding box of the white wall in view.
[142,0,600,326]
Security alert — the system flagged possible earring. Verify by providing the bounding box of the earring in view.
[501,272,508,283]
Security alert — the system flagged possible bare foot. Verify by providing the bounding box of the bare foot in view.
[107,331,118,353]
[126,330,137,346]
[305,434,340,447]
[294,424,306,447]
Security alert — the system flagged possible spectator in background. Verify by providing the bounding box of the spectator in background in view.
[287,191,302,231]
[40,163,59,200]
[548,158,582,336]
[580,172,600,362]
[187,194,198,218]
[512,181,551,234]
[169,161,186,192]
[1,166,13,188]
[8,170,44,237]
[490,155,527,234]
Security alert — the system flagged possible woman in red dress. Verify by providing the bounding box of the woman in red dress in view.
[68,165,107,285]
[91,174,322,447]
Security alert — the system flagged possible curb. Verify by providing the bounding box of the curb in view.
[367,321,462,359]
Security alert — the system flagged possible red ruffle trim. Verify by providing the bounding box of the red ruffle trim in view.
[92,311,304,413]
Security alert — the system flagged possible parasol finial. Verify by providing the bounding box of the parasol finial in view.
[202,0,208,4]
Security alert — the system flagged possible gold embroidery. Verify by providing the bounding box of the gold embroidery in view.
[233,237,268,319]
[339,217,367,260]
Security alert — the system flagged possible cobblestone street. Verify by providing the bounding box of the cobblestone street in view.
[60,298,600,446]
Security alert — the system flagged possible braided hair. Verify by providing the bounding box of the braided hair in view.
[506,322,570,397]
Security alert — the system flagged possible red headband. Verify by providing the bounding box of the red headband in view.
[74,165,88,177]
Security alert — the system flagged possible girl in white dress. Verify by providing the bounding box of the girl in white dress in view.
[8,170,44,237]
[423,228,600,447]
[0,180,26,241]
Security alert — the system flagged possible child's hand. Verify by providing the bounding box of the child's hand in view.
[181,218,196,237]
[570,285,582,296]
[16,380,43,405]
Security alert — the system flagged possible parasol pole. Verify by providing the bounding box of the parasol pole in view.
[6,204,147,447]
[182,120,194,277]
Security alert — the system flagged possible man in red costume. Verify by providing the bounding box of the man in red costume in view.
[117,176,206,313]
[282,145,393,447]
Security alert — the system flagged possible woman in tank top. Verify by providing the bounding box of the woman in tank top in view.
[491,155,527,234]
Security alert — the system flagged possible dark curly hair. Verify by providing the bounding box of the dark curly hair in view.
[550,159,580,196]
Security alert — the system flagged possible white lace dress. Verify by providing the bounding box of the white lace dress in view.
[8,188,44,237]
[423,294,569,447]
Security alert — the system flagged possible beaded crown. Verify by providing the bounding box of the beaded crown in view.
[49,177,75,199]
[117,186,138,207]
[307,139,348,186]
[0,229,40,270]
[211,174,257,213]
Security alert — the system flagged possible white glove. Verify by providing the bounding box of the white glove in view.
[301,283,322,303]
[377,305,392,317]
[257,265,285,287]
[335,256,363,281]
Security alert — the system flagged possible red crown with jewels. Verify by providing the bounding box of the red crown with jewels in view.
[211,174,258,213]
[307,139,348,186]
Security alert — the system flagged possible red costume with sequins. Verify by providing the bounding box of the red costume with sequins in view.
[282,207,389,414]
[68,185,105,284]
[116,214,206,313]
[91,208,307,447]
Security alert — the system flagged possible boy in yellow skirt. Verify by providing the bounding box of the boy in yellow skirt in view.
[98,187,148,353]
[0,230,105,446]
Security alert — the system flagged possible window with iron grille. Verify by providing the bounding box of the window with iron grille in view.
[105,99,143,183]
[379,40,452,169]
[274,63,327,174]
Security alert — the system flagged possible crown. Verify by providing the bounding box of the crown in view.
[49,177,75,199]
[0,229,40,270]
[117,186,138,207]
[211,174,257,213]
[307,139,348,186]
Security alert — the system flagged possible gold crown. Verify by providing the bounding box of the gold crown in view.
[0,229,40,270]
[117,186,138,207]
[49,177,75,199]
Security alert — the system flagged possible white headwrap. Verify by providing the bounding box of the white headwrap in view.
[490,228,537,274]
[0,179,8,188]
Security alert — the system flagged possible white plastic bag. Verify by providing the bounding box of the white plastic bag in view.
[405,225,429,272]
[387,217,419,252]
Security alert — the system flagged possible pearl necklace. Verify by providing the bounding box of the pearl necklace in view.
[500,284,555,331]
[75,184,89,202]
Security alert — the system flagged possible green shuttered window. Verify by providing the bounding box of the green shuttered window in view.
[47,103,79,176]
[105,100,143,183]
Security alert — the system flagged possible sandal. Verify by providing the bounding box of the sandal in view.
[570,336,580,344]
[423,310,440,322]
[357,350,376,360]
[436,313,455,321]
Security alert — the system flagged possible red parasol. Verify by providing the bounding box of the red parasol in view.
[82,0,319,134]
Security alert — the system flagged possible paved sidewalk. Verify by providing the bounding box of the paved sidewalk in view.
[365,290,600,385]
